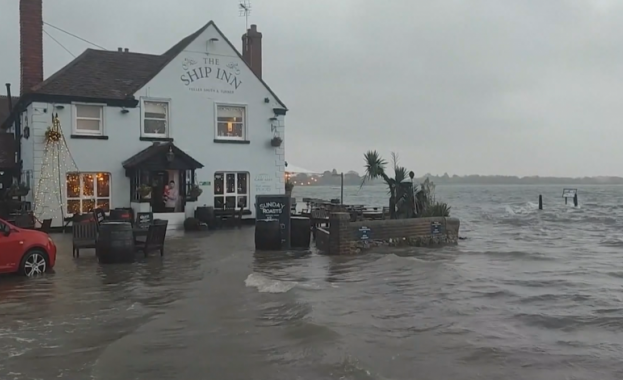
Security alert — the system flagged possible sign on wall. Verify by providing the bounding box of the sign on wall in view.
[430,221,442,235]
[180,57,242,94]
[254,173,274,194]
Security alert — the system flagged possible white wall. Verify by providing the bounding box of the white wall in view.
[27,23,286,227]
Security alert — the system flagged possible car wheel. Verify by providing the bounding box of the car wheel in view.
[20,250,48,277]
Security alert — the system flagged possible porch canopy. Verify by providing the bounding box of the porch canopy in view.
[122,142,204,172]
[122,142,204,205]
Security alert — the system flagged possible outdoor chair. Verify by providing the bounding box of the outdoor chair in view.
[37,218,52,233]
[72,221,98,258]
[135,220,168,257]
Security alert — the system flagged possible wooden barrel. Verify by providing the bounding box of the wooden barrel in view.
[254,219,281,251]
[96,222,135,264]
[195,206,215,228]
[290,216,311,249]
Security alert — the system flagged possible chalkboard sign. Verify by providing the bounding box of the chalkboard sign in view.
[135,212,153,229]
[256,194,291,249]
[430,221,442,235]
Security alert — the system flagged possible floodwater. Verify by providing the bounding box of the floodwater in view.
[1,184,623,379]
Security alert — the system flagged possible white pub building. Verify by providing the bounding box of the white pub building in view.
[1,0,288,229]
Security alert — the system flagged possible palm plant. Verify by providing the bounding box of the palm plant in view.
[361,151,412,219]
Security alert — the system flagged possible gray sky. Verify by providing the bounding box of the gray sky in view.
[1,0,622,177]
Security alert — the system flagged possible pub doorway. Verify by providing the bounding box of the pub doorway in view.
[150,171,169,213]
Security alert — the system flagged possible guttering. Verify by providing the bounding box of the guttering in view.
[5,83,21,174]
[0,93,139,130]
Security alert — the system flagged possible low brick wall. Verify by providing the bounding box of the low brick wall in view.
[316,212,460,255]
[315,227,330,252]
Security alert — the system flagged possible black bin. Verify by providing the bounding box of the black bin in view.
[254,219,281,250]
[96,222,135,264]
[290,216,311,249]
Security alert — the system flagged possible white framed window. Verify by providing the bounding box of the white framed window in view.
[73,104,104,135]
[141,99,170,137]
[66,172,111,214]
[215,105,246,141]
[214,172,249,209]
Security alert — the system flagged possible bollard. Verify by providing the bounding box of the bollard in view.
[538,195,543,210]
[573,193,578,207]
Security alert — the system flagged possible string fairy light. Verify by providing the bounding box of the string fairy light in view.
[33,113,80,222]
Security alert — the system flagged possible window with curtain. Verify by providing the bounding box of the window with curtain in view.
[215,105,246,140]
[142,100,169,137]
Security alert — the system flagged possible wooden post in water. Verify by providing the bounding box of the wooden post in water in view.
[573,193,578,207]
[538,195,543,210]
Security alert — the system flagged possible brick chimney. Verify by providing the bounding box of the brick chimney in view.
[20,0,44,95]
[242,24,262,79]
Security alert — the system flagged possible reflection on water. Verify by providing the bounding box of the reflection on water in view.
[2,185,623,379]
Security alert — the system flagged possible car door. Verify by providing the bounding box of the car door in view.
[0,221,25,273]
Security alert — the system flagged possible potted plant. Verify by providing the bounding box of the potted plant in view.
[188,184,203,201]
[270,136,283,147]
[285,179,294,195]
[138,184,152,200]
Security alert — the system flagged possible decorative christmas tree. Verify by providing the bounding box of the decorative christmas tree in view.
[33,113,79,222]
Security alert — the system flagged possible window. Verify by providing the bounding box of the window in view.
[66,172,111,214]
[214,172,248,209]
[216,105,246,140]
[74,105,103,135]
[142,100,169,137]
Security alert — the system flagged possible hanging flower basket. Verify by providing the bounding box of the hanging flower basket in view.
[270,136,283,147]
[44,127,62,143]
[138,184,152,200]
[8,183,30,197]
[187,184,203,201]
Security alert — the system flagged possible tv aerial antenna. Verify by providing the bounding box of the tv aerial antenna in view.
[239,0,252,30]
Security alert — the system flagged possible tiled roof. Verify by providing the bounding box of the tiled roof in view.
[0,96,18,126]
[122,142,204,170]
[27,21,286,109]
[30,50,167,100]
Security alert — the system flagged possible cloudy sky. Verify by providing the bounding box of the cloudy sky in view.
[1,0,622,177]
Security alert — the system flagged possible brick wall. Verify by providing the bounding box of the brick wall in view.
[315,227,330,252]
[317,214,461,255]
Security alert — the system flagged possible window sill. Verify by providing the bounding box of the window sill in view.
[213,139,250,144]
[140,137,173,142]
[70,134,108,140]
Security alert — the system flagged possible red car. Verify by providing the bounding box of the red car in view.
[0,218,57,276]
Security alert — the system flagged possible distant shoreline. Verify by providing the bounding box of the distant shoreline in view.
[289,174,623,187]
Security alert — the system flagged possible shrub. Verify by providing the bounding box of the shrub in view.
[419,202,451,217]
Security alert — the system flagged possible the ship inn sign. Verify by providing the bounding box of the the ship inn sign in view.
[179,57,242,93]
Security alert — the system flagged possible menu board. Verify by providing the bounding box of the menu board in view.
[135,212,153,229]
[256,194,291,249]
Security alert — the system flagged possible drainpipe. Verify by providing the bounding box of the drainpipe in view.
[5,83,22,178]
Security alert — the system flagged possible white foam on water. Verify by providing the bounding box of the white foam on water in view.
[244,273,297,293]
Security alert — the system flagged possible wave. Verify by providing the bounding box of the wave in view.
[244,273,297,293]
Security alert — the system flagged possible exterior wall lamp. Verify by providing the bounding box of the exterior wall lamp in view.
[166,147,175,162]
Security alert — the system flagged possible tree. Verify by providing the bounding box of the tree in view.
[361,151,411,219]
